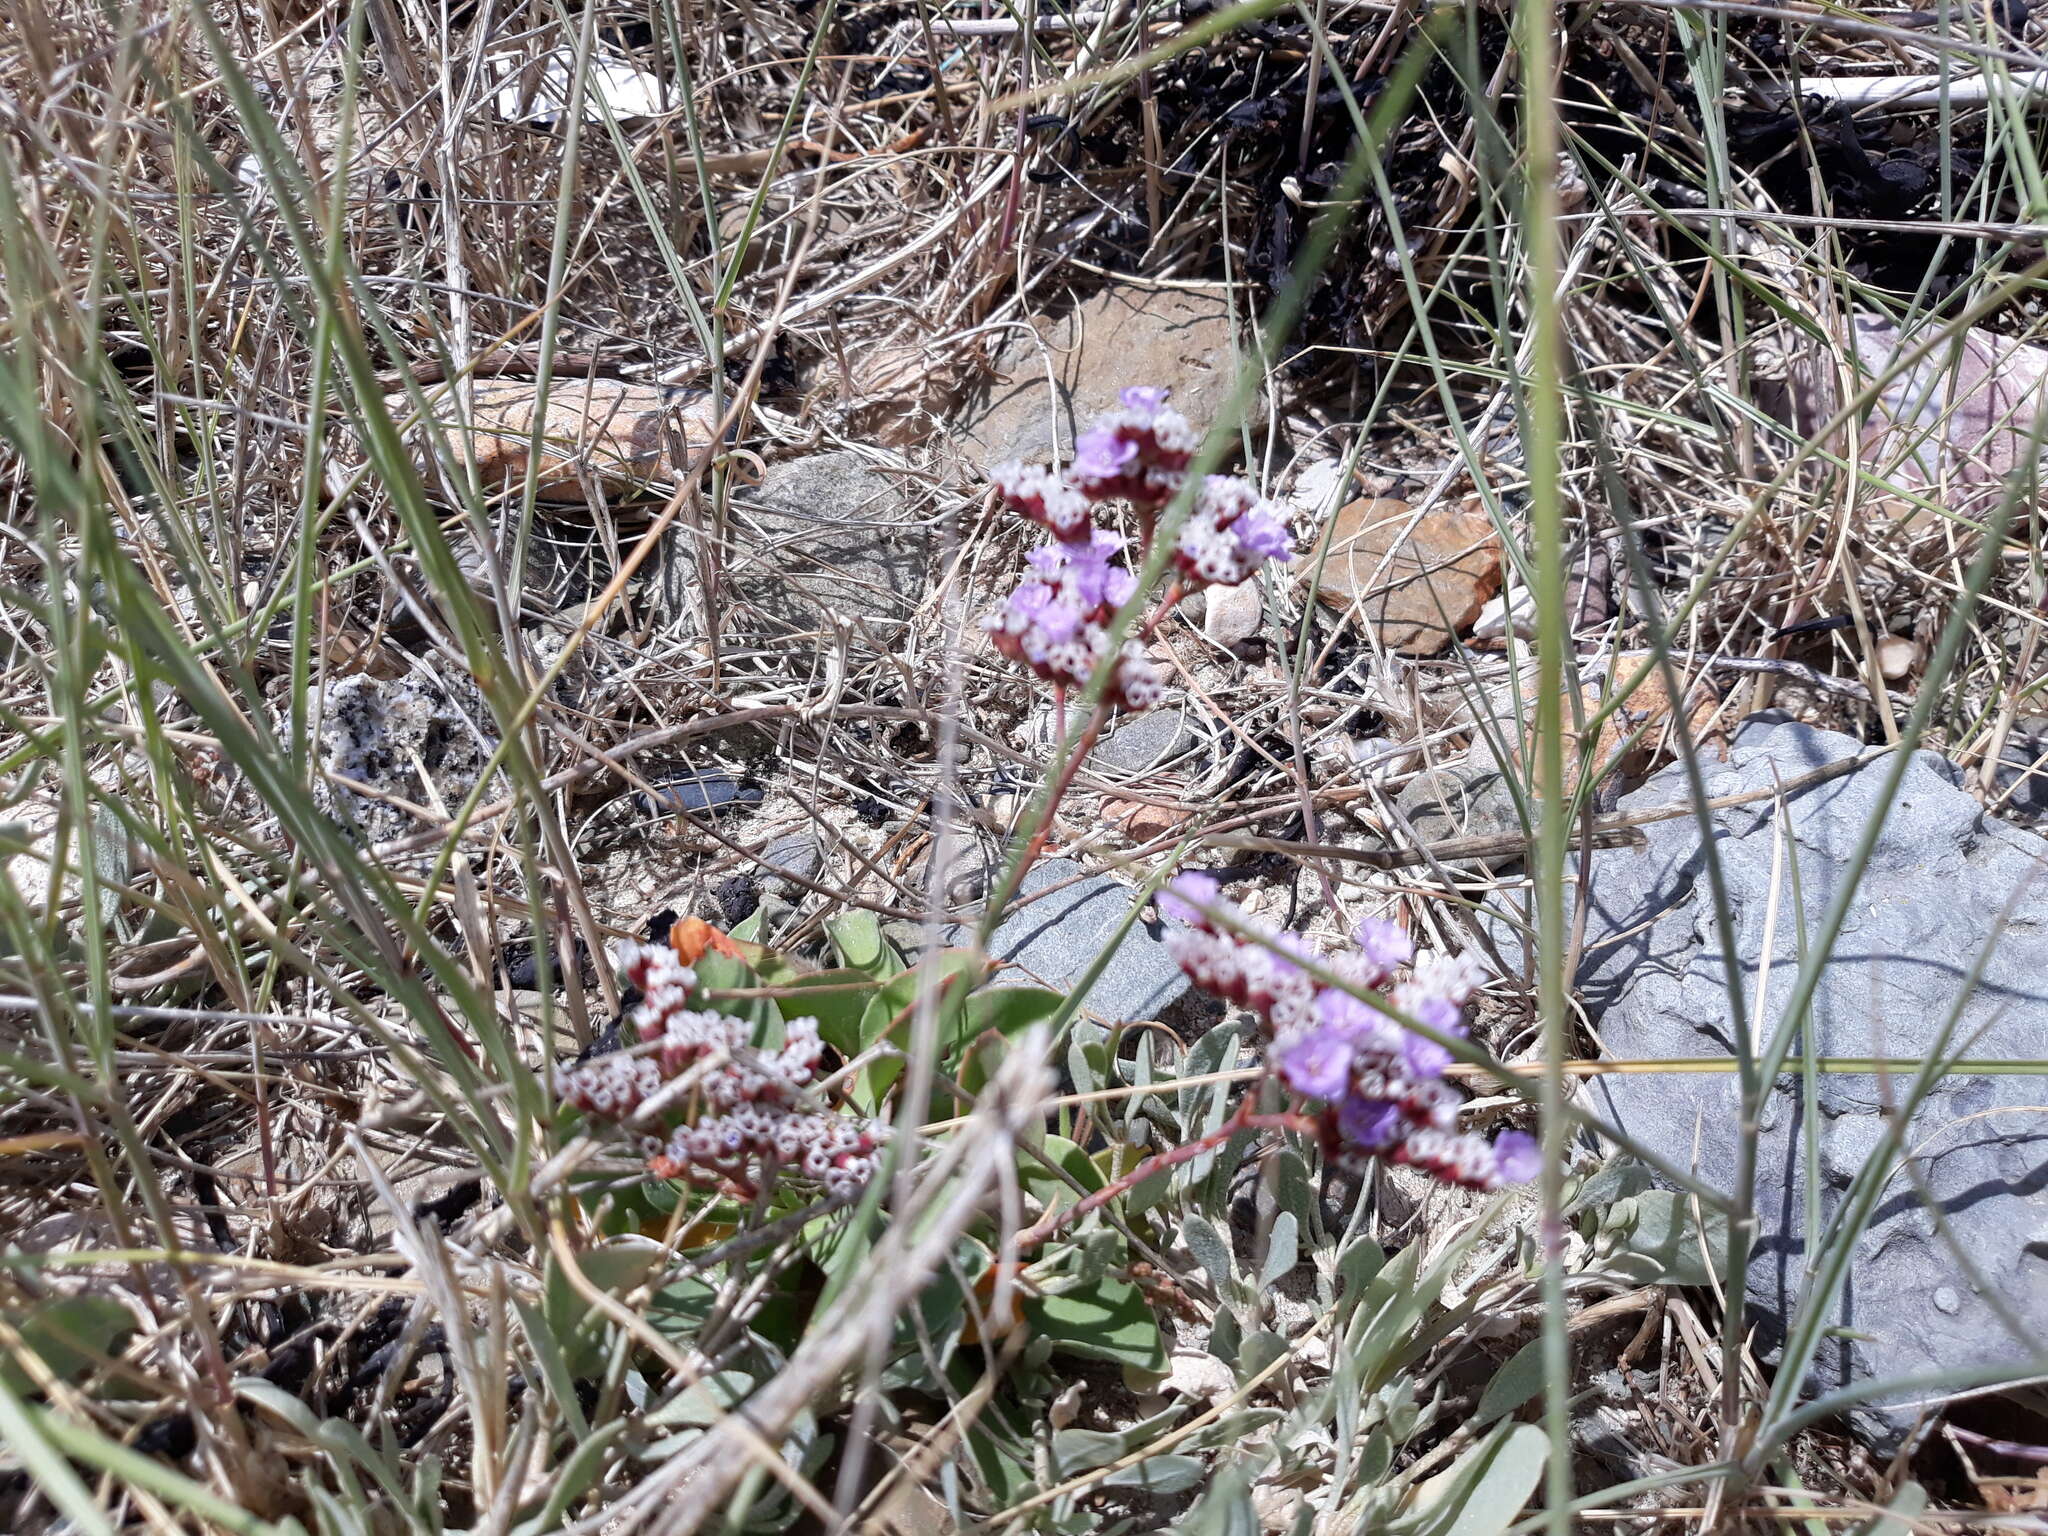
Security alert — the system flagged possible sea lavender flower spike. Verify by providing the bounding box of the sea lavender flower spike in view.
[984,523,1161,709]
[992,461,1092,540]
[1064,391,1199,506]
[1172,476,1296,587]
[988,395,1289,710]
[1354,916,1415,980]
[558,942,888,1199]
[1161,902,1538,1192]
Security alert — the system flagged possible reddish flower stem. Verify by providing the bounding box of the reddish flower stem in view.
[1140,578,1185,640]
[1006,703,1108,894]
[1016,1099,1317,1253]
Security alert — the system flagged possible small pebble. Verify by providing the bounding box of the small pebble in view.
[1875,634,1920,681]
[1163,1350,1236,1404]
[1204,578,1264,648]
[761,833,824,891]
[636,771,764,818]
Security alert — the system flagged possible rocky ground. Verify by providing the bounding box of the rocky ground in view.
[6,0,2048,1527]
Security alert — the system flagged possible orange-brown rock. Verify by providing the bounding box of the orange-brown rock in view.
[1312,497,1501,655]
[1103,796,1190,843]
[386,377,720,505]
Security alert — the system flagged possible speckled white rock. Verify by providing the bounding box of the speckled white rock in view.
[1163,1350,1236,1405]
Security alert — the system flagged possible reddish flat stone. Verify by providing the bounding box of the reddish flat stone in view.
[1312,497,1501,655]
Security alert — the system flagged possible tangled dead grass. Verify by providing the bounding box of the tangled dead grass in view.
[0,0,2045,1528]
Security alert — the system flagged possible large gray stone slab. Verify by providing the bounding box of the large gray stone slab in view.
[1554,715,2048,1447]
[966,858,1189,1025]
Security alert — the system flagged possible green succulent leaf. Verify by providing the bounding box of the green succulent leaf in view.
[0,1296,132,1395]
[1027,1275,1167,1372]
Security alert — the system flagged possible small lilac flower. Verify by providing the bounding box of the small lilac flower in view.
[1338,1094,1402,1150]
[1402,990,1464,1037]
[1120,385,1171,414]
[1063,530,1132,613]
[1313,986,1394,1051]
[1071,426,1139,483]
[1354,916,1414,977]
[1400,1031,1454,1080]
[1490,1130,1541,1184]
[1025,546,1064,577]
[1230,508,1294,563]
[1276,1027,1357,1100]
[1156,871,1219,927]
[1003,576,1053,622]
[1005,580,1081,648]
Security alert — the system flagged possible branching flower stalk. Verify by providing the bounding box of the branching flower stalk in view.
[976,392,1532,1247]
[983,388,1295,890]
[1018,877,1539,1252]
[1168,873,1537,1177]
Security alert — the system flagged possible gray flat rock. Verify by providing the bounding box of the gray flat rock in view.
[1394,754,1527,848]
[1092,709,1206,776]
[726,452,929,631]
[760,831,824,895]
[963,858,1189,1024]
[1545,714,2048,1448]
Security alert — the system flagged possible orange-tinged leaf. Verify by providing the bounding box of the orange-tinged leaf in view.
[669,917,745,965]
[961,1260,1030,1345]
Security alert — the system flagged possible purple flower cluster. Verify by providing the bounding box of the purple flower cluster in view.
[557,942,886,1200]
[1158,875,1539,1191]
[984,531,1163,710]
[1172,476,1298,589]
[1061,386,1198,505]
[985,388,1294,710]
